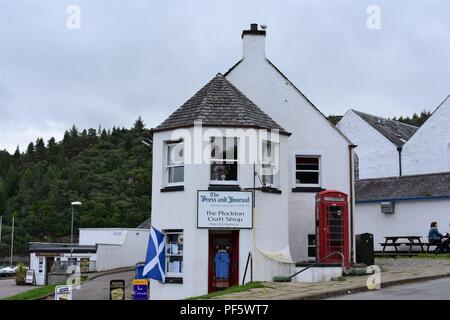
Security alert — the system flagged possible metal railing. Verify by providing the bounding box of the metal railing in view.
[242,252,253,285]
[287,252,345,281]
[50,260,97,273]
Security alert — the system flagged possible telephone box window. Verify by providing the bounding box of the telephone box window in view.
[210,137,238,183]
[295,156,320,186]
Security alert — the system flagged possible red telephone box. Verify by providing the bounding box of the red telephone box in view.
[315,190,350,267]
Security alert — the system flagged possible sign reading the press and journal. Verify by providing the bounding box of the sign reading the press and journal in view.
[197,191,253,229]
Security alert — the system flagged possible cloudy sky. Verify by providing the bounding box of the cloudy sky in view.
[0,0,449,153]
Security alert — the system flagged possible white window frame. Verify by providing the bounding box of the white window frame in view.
[260,140,279,188]
[164,230,183,279]
[209,137,239,185]
[294,155,322,187]
[164,140,184,187]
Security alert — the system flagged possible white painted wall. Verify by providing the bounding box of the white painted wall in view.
[150,128,295,300]
[403,96,450,175]
[79,228,150,271]
[149,29,353,299]
[226,33,352,263]
[355,199,450,251]
[337,110,400,179]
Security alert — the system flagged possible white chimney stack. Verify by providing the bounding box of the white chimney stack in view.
[242,23,266,60]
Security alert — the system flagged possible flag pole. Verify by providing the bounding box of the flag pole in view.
[10,216,14,267]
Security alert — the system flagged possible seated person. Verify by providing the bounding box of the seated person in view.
[428,222,450,252]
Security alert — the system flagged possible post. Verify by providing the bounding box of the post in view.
[10,216,14,267]
[0,216,2,244]
[70,206,74,263]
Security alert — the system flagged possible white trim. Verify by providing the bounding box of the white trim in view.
[209,137,240,185]
[163,141,184,187]
[291,152,324,188]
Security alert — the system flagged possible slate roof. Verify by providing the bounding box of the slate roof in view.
[356,172,450,202]
[352,110,418,147]
[153,73,290,135]
[28,242,97,253]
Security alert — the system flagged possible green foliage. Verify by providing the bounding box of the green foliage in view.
[391,110,432,127]
[328,110,432,127]
[0,118,152,256]
[15,262,28,285]
[327,115,343,126]
[2,284,58,300]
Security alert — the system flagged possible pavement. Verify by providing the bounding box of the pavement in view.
[329,277,450,300]
[212,258,450,300]
[0,278,38,299]
[72,270,135,300]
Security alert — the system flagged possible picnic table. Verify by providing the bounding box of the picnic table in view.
[381,236,426,253]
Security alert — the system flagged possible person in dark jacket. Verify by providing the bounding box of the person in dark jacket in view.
[428,222,450,253]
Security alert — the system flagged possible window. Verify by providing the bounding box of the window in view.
[295,156,320,186]
[165,141,184,185]
[38,257,44,273]
[308,234,316,261]
[165,230,183,279]
[261,140,278,186]
[354,153,359,180]
[210,137,238,183]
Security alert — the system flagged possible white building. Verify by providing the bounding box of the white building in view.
[337,109,417,179]
[149,24,355,300]
[29,228,149,285]
[355,172,450,251]
[402,95,450,175]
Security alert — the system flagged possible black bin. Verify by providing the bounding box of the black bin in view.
[355,233,374,266]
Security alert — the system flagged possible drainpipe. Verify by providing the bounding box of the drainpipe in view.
[397,146,403,176]
[348,144,357,265]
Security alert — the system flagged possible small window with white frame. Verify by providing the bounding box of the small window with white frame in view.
[165,230,183,279]
[261,140,278,187]
[210,137,238,184]
[295,155,321,186]
[165,140,184,185]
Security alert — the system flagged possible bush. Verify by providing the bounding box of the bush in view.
[15,263,28,286]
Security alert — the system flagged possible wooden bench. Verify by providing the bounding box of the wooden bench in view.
[381,236,425,253]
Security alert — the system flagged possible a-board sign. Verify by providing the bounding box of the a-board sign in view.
[110,280,125,300]
[197,191,253,229]
[55,285,72,300]
[25,270,35,285]
[132,279,148,300]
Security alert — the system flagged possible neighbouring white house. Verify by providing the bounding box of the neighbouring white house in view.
[354,172,450,251]
[402,95,450,175]
[336,109,418,179]
[149,24,355,300]
[29,228,149,285]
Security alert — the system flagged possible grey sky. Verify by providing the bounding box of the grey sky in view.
[0,0,449,153]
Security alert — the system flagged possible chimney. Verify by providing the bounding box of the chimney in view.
[242,23,266,60]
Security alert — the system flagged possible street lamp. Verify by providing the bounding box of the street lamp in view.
[70,201,82,264]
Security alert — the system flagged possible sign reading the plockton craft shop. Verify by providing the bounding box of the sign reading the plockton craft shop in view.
[197,191,253,229]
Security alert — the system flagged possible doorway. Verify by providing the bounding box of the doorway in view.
[208,230,239,293]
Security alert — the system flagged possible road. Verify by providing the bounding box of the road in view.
[329,277,450,300]
[0,278,38,299]
[72,270,135,300]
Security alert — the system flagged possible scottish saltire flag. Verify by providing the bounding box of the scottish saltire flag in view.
[143,226,166,282]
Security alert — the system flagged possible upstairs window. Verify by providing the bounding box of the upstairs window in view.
[166,141,184,185]
[354,153,359,181]
[295,156,321,187]
[210,137,238,184]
